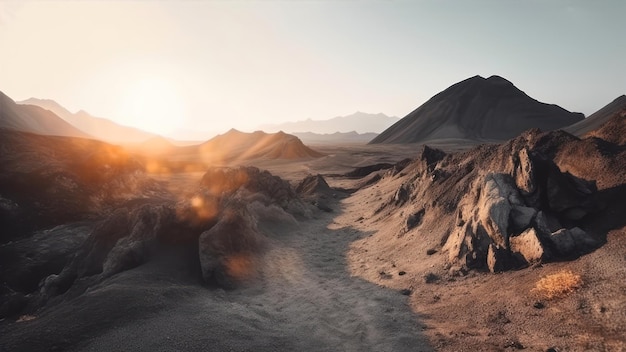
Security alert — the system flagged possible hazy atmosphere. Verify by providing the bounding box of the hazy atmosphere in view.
[1,0,624,137]
[2,1,626,351]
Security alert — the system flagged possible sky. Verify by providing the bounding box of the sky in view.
[1,0,624,138]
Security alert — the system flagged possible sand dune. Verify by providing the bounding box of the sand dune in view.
[370,75,584,144]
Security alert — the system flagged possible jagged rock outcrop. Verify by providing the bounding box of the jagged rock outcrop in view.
[372,127,618,273]
[17,165,308,317]
[201,166,296,208]
[198,207,265,288]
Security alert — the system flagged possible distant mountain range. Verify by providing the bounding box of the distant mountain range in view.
[370,75,585,144]
[18,98,157,144]
[1,92,90,138]
[259,112,399,134]
[292,131,378,145]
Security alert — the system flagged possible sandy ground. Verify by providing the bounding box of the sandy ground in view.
[0,194,431,352]
[332,165,626,352]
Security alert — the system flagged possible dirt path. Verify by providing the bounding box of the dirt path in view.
[48,206,431,351]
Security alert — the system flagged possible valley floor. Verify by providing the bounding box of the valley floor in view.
[2,140,625,352]
[0,193,431,352]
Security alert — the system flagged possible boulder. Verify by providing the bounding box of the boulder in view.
[198,207,264,288]
[549,227,597,257]
[546,169,597,220]
[406,209,426,230]
[201,166,295,207]
[514,147,536,195]
[509,228,548,264]
[487,244,513,273]
[549,228,576,256]
[478,174,517,247]
[509,205,536,232]
[393,184,411,206]
[296,174,332,196]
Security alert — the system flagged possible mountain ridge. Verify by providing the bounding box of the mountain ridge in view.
[18,98,157,144]
[259,111,399,134]
[370,75,584,144]
[0,92,91,138]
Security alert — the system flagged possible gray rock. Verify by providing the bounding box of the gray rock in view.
[549,228,577,256]
[487,244,513,273]
[393,184,411,206]
[406,209,425,230]
[569,227,598,250]
[509,205,537,232]
[549,227,597,257]
[510,228,548,264]
[478,173,517,246]
[198,207,264,288]
[514,147,539,205]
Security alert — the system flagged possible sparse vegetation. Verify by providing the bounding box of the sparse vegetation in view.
[533,270,583,299]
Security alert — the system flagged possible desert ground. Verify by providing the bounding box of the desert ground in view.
[2,126,625,352]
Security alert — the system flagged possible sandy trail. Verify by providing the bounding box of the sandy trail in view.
[58,206,431,351]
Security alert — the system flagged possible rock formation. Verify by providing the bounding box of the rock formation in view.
[367,125,625,272]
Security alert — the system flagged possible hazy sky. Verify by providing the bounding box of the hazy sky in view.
[1,1,624,138]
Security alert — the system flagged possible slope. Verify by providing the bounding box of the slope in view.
[370,75,584,144]
[19,98,156,144]
[195,129,324,164]
[1,92,90,138]
[564,95,626,137]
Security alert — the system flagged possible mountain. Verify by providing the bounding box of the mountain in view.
[259,112,399,134]
[196,129,324,164]
[564,95,626,137]
[292,131,378,145]
[0,92,90,138]
[370,75,584,144]
[18,98,157,144]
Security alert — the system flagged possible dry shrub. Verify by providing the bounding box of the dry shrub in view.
[533,270,583,299]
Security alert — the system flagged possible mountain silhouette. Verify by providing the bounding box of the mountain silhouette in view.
[0,92,90,138]
[19,98,156,144]
[259,112,399,134]
[564,95,626,137]
[196,129,324,164]
[370,75,584,144]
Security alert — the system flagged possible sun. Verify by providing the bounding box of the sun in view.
[120,77,186,136]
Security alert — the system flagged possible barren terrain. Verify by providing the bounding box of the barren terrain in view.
[2,120,625,351]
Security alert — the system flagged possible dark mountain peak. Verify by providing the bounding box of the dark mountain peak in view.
[224,128,244,135]
[371,75,583,144]
[486,75,512,84]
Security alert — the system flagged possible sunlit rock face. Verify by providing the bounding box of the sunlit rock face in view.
[371,127,621,272]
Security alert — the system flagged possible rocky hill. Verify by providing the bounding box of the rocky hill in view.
[1,92,90,138]
[564,95,626,137]
[18,98,157,144]
[196,129,324,164]
[370,75,584,144]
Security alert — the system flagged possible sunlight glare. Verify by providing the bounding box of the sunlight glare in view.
[120,77,186,135]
